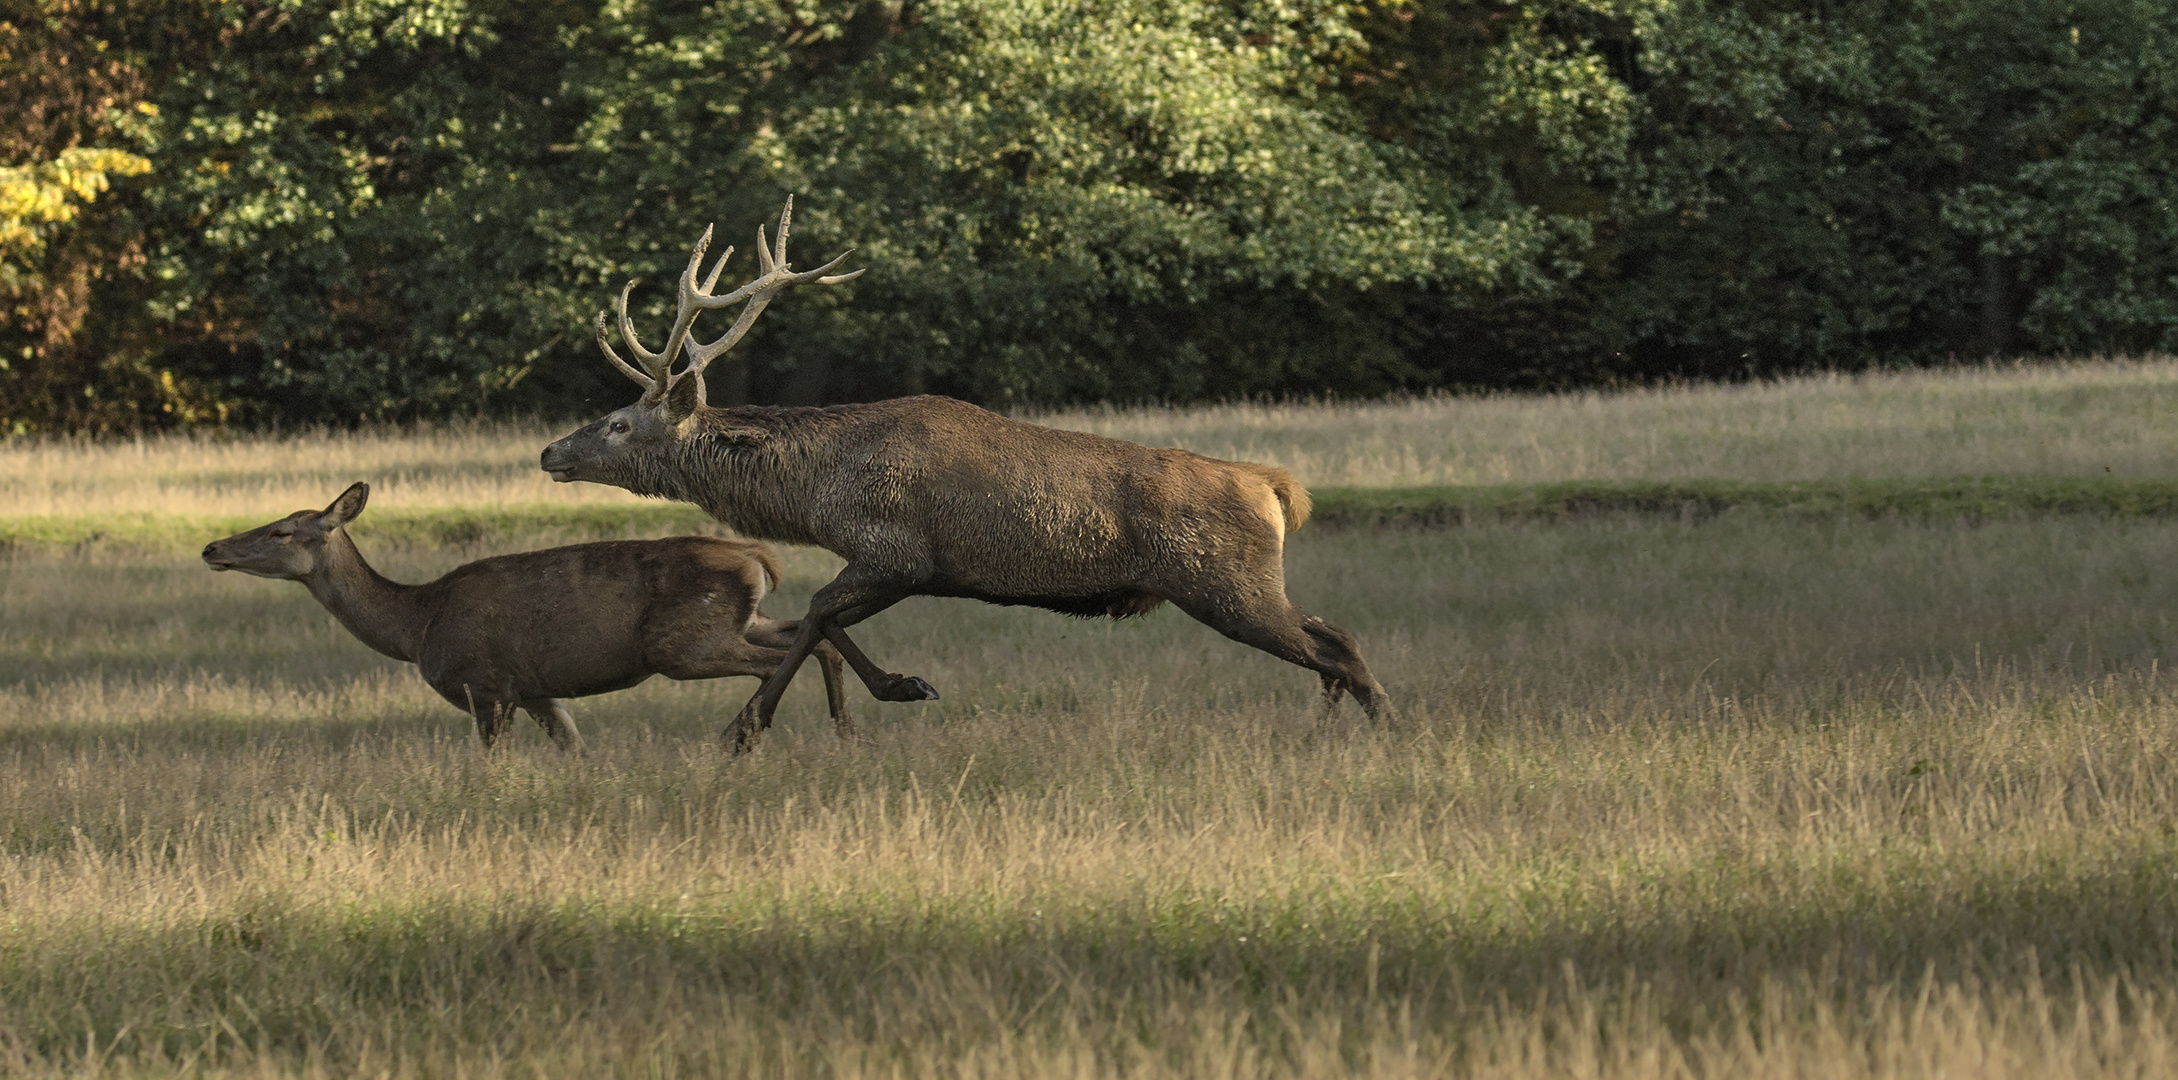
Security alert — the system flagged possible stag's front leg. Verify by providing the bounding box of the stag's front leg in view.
[823,616,939,702]
[727,570,909,753]
[464,692,516,751]
[745,618,861,741]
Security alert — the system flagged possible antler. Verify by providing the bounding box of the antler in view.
[594,195,864,403]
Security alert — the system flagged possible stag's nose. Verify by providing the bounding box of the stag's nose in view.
[540,443,575,482]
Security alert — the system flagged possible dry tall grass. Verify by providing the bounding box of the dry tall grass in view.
[1047,357,2178,486]
[4,357,2175,518]
[4,510,2177,1076]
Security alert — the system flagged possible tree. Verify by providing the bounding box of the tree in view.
[0,1,203,433]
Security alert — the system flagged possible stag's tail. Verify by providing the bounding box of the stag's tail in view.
[1245,464,1312,534]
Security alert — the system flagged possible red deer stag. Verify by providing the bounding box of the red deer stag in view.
[539,198,1392,750]
[201,482,855,752]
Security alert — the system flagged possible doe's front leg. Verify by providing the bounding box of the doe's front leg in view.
[462,688,515,750]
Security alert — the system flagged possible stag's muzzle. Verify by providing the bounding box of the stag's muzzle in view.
[540,441,576,482]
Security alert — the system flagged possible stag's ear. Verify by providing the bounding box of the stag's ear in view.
[663,369,706,423]
[320,482,370,529]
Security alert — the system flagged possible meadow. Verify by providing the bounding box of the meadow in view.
[2,360,2177,1076]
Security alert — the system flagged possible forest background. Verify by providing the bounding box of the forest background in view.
[5,0,2177,433]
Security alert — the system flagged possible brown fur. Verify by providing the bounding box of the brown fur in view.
[538,204,1388,748]
[201,482,856,752]
[543,395,1393,745]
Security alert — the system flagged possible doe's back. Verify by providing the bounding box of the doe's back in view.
[416,536,777,701]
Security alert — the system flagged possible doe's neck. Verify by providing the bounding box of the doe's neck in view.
[300,530,429,663]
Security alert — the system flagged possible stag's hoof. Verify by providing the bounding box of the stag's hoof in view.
[888,675,939,701]
[724,712,761,755]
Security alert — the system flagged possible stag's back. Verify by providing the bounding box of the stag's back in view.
[745,397,1309,609]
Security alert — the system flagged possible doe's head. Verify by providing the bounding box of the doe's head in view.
[201,482,369,580]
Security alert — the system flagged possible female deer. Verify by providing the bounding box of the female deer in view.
[201,482,854,751]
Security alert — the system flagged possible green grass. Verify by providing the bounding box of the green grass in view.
[15,475,2178,555]
[6,357,2178,522]
[1312,474,2178,527]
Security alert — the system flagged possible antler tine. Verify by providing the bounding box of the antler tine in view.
[773,195,793,268]
[680,249,863,377]
[700,244,734,293]
[614,280,665,368]
[795,249,859,285]
[680,223,737,298]
[683,224,714,286]
[595,310,656,389]
[668,195,866,389]
[681,295,776,372]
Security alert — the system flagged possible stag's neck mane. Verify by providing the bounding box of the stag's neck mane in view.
[656,403,871,547]
[303,529,430,663]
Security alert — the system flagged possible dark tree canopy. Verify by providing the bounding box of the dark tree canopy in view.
[5,0,2178,431]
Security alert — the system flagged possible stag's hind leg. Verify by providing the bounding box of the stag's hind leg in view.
[653,630,861,748]
[520,697,588,755]
[1169,591,1394,722]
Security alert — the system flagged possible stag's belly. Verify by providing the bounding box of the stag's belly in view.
[827,426,1288,613]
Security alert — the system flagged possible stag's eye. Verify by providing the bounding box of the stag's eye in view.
[610,419,630,434]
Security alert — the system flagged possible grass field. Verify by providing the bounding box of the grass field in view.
[6,357,2178,521]
[4,360,2178,1076]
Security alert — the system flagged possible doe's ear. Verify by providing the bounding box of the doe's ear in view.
[321,482,370,529]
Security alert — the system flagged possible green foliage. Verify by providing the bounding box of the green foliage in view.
[7,0,2178,428]
[101,0,1648,420]
[1611,0,2178,376]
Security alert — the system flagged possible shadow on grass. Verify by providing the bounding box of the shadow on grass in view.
[6,837,2176,1065]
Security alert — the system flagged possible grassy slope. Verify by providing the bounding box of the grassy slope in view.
[13,477,2178,554]
[4,357,2178,521]
[6,519,2178,1076]
[7,361,2178,1076]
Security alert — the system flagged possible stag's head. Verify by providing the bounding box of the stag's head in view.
[202,482,370,579]
[541,197,861,489]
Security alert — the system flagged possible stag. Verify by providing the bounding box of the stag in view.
[201,482,855,751]
[539,198,1392,749]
